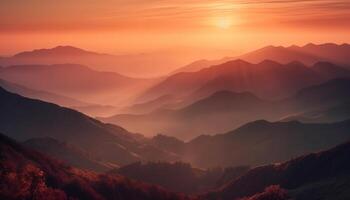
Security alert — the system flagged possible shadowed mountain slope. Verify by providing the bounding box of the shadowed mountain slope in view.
[0,78,122,117]
[23,137,115,172]
[205,140,350,200]
[0,87,179,167]
[183,119,350,168]
[285,78,350,113]
[0,78,89,107]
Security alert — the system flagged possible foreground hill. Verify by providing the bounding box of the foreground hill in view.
[103,78,350,139]
[0,64,157,107]
[0,87,178,168]
[0,133,194,200]
[205,140,350,200]
[111,161,250,194]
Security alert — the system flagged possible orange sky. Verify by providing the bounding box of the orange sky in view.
[1,0,350,58]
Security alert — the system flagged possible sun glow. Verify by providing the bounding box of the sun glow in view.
[209,14,241,30]
[215,17,233,29]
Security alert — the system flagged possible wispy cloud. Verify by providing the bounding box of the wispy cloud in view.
[0,0,349,32]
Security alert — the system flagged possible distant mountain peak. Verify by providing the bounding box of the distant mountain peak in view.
[286,60,305,66]
[210,90,259,100]
[303,43,317,47]
[53,45,82,50]
[14,45,105,57]
[235,119,303,132]
[221,59,251,66]
[258,59,281,66]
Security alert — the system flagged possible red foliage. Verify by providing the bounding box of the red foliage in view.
[239,185,289,200]
[0,134,198,200]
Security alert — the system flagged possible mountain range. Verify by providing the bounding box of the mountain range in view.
[240,43,350,68]
[3,81,350,173]
[101,78,350,140]
[2,124,350,199]
[138,59,350,103]
[2,43,349,78]
[0,45,191,77]
[166,43,350,76]
[1,42,350,200]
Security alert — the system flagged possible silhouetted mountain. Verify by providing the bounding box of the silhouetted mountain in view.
[169,43,350,74]
[14,45,106,57]
[0,87,179,167]
[101,90,282,140]
[183,119,350,168]
[311,61,350,80]
[0,64,157,107]
[205,140,350,200]
[0,133,194,200]
[295,43,350,67]
[239,43,350,68]
[0,78,89,107]
[180,91,270,114]
[288,78,350,111]
[190,60,322,100]
[140,60,324,102]
[215,166,251,187]
[239,45,324,65]
[24,137,115,172]
[151,134,186,155]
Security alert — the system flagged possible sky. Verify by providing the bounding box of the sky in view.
[1,0,350,58]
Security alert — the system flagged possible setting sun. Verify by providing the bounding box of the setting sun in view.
[215,17,233,29]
